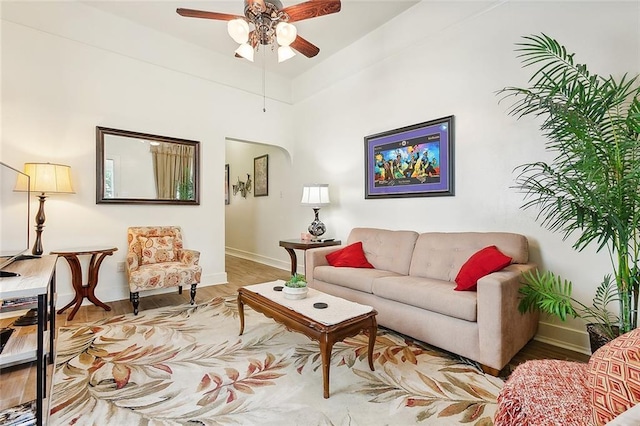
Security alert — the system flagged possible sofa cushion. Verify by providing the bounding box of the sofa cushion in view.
[587,328,640,425]
[347,228,419,275]
[313,265,400,294]
[409,232,528,282]
[371,275,478,322]
[454,246,512,291]
[325,242,374,268]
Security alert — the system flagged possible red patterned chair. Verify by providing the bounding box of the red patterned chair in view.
[126,226,202,315]
[494,327,640,426]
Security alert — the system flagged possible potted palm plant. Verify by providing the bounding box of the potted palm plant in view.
[519,270,620,351]
[499,33,640,341]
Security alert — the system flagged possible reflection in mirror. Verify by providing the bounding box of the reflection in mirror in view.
[96,127,200,204]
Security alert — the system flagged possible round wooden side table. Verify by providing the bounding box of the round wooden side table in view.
[51,247,117,321]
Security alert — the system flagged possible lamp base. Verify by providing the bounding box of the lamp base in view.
[32,194,47,256]
[308,208,326,238]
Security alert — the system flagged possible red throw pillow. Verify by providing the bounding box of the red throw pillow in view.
[325,242,374,268]
[454,245,512,291]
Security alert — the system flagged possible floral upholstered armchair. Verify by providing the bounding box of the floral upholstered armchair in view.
[126,226,202,315]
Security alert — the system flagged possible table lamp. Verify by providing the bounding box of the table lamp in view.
[300,184,330,240]
[14,162,75,256]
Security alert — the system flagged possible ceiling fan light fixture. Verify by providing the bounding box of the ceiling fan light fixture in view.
[235,43,255,62]
[227,18,250,44]
[277,45,296,63]
[276,22,297,46]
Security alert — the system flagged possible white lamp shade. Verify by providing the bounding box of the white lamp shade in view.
[14,163,74,194]
[277,45,296,63]
[300,184,330,207]
[276,22,297,46]
[227,19,250,44]
[235,43,255,62]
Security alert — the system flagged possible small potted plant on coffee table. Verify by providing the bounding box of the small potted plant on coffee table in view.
[283,273,308,300]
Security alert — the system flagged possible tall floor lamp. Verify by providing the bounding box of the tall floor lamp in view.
[14,162,75,255]
[300,184,331,240]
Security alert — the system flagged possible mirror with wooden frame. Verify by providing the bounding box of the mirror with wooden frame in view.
[96,126,200,205]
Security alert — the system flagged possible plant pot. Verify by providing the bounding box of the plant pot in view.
[282,286,308,300]
[586,323,620,354]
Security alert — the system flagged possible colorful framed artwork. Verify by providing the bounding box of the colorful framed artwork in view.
[254,154,269,197]
[364,115,455,199]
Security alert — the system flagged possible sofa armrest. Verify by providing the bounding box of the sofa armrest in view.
[476,263,539,371]
[305,245,344,282]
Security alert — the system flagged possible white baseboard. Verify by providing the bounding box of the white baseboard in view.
[224,247,290,272]
[533,321,592,355]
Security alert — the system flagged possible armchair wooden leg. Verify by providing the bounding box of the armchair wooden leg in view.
[131,292,140,315]
[190,284,197,305]
[178,285,183,295]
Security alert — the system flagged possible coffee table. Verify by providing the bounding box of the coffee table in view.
[237,281,377,398]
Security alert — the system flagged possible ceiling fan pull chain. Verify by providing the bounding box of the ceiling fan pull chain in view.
[262,45,267,112]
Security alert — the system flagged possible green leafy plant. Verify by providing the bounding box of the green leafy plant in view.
[285,273,307,288]
[500,33,640,335]
[519,270,620,339]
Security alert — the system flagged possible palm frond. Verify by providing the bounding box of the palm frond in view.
[518,270,577,321]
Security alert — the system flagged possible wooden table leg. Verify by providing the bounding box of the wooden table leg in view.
[85,253,112,312]
[56,255,85,321]
[319,335,334,399]
[367,317,377,371]
[237,296,245,335]
[56,253,112,321]
[283,247,297,276]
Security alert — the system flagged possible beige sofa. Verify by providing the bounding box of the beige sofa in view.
[305,227,539,375]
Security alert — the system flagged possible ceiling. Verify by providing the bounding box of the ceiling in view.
[83,1,420,79]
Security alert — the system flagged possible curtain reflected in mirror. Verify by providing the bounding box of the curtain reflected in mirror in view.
[151,143,195,200]
[96,127,200,205]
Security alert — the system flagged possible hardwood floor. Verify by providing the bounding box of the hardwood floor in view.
[0,255,589,412]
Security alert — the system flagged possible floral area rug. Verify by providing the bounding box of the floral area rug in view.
[49,297,503,425]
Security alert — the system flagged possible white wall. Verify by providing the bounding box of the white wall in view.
[1,2,293,307]
[288,1,639,353]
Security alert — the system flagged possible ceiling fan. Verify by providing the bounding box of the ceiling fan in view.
[177,0,342,63]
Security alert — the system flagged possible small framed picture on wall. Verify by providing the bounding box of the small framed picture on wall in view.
[254,154,269,197]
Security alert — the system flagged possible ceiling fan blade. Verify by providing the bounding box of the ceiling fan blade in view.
[176,8,243,22]
[282,0,341,23]
[290,35,320,58]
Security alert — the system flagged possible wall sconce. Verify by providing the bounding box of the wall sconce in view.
[232,174,252,198]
